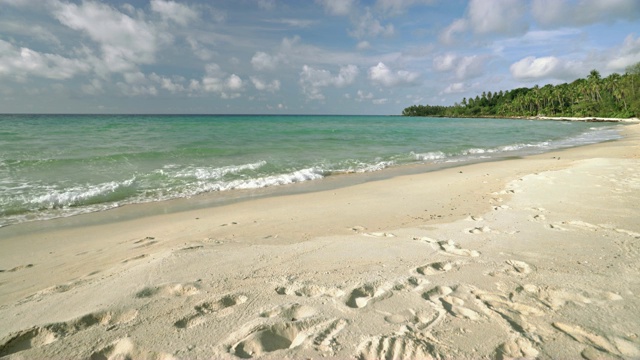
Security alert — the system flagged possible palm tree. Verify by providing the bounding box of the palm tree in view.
[587,69,602,102]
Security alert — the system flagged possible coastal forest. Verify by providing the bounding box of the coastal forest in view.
[402,62,640,118]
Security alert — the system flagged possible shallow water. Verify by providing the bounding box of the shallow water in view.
[0,114,621,226]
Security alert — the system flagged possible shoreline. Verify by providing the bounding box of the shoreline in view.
[527,115,640,123]
[0,121,625,231]
[411,114,640,123]
[1,125,639,358]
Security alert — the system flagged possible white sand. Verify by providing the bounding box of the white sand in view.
[533,116,640,123]
[1,125,639,359]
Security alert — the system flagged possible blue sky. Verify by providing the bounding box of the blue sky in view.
[1,0,639,114]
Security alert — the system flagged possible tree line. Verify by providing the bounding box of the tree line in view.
[402,62,640,118]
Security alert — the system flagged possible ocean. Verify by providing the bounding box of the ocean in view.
[0,114,623,226]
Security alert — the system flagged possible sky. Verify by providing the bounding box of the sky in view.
[1,0,639,114]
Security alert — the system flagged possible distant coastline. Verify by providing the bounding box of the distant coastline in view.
[525,115,640,123]
[416,114,640,123]
[403,63,640,120]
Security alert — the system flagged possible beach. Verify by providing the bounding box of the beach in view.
[1,124,639,359]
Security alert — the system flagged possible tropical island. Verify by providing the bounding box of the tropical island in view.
[402,62,640,119]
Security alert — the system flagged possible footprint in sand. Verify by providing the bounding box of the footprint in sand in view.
[552,322,627,358]
[0,264,34,273]
[0,308,138,357]
[89,337,176,360]
[345,282,393,309]
[439,295,481,320]
[530,214,546,222]
[526,286,592,311]
[423,285,482,321]
[356,332,439,360]
[229,317,346,358]
[412,236,439,245]
[135,282,200,298]
[0,327,60,357]
[260,303,317,321]
[493,189,520,195]
[568,221,640,239]
[415,261,457,276]
[546,223,569,231]
[383,308,443,332]
[174,294,248,329]
[20,278,89,303]
[477,290,541,314]
[391,276,429,292]
[422,285,453,302]
[437,240,480,257]
[504,260,534,276]
[133,236,158,248]
[474,291,544,336]
[74,308,139,330]
[466,226,495,234]
[495,337,539,360]
[383,309,422,324]
[313,318,348,354]
[363,232,396,238]
[275,282,345,298]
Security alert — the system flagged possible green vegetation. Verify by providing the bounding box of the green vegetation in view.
[403,62,640,119]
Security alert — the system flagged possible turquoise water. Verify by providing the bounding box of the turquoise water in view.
[0,114,622,226]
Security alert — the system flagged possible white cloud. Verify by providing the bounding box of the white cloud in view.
[368,62,419,87]
[123,71,146,84]
[250,77,281,92]
[433,53,458,72]
[454,55,487,79]
[226,74,243,91]
[0,0,35,7]
[509,56,579,81]
[52,0,158,73]
[0,39,90,80]
[299,64,359,100]
[194,63,245,97]
[316,0,356,16]
[355,90,374,101]
[0,20,62,46]
[150,0,198,26]
[356,41,371,50]
[251,51,282,71]
[116,82,158,96]
[349,9,395,39]
[372,98,388,104]
[187,37,216,61]
[113,71,189,95]
[439,19,467,45]
[150,73,186,93]
[442,82,466,94]
[440,0,527,43]
[532,0,640,28]
[318,1,394,40]
[266,18,317,28]
[375,0,436,15]
[81,78,103,95]
[467,0,527,35]
[607,34,640,71]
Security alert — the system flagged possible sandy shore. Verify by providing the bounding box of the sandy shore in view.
[531,116,640,123]
[1,125,639,359]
